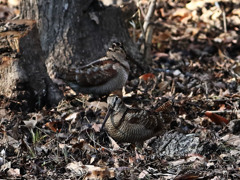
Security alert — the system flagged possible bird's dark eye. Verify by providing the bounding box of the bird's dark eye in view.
[112,43,116,48]
[112,97,118,107]
[4,12,9,17]
[117,42,123,47]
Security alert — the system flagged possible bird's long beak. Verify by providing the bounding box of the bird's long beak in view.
[101,107,113,131]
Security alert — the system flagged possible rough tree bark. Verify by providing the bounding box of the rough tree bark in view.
[20,0,142,78]
[0,20,63,111]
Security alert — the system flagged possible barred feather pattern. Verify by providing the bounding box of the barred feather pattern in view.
[105,96,175,144]
[61,42,130,95]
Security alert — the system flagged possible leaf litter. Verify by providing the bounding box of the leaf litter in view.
[0,0,240,179]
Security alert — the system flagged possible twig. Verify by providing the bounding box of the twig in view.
[143,0,156,33]
[85,130,112,153]
[144,24,154,62]
[215,2,227,33]
[204,82,208,99]
[222,9,227,33]
[129,20,136,43]
[138,0,156,62]
[138,3,146,18]
[205,110,240,114]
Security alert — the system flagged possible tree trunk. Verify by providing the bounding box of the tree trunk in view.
[0,20,63,111]
[20,0,142,78]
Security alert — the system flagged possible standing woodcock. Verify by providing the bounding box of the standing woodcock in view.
[61,42,130,95]
[101,96,175,146]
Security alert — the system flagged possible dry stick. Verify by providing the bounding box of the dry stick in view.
[138,0,156,61]
[143,0,156,34]
[222,8,227,33]
[144,24,154,62]
[129,20,136,43]
[216,2,227,33]
[219,4,227,33]
[143,0,156,62]
[85,130,115,153]
[204,81,208,99]
[205,110,240,114]
[137,7,144,50]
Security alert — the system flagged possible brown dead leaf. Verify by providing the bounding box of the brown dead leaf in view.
[153,52,168,59]
[205,111,229,125]
[83,165,115,180]
[158,81,169,92]
[65,112,79,122]
[92,123,102,132]
[23,119,37,129]
[186,0,206,10]
[139,73,155,81]
[152,31,171,43]
[72,139,96,153]
[218,104,226,111]
[171,8,191,18]
[174,174,200,180]
[2,135,20,149]
[0,124,6,135]
[85,101,108,110]
[232,9,240,16]
[67,162,115,180]
[138,170,149,179]
[108,136,120,150]
[0,161,11,172]
[221,134,240,148]
[128,156,135,165]
[214,31,238,44]
[232,64,240,77]
[135,150,145,161]
[66,161,85,177]
[7,168,20,177]
[168,159,186,166]
[44,121,62,133]
[90,155,97,164]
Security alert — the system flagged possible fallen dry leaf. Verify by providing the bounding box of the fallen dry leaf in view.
[23,119,37,129]
[66,162,115,180]
[7,168,20,177]
[158,81,169,92]
[108,136,120,150]
[205,111,229,125]
[221,134,240,148]
[92,122,102,132]
[139,73,155,81]
[45,121,62,133]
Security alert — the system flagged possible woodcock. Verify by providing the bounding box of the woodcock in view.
[62,42,130,95]
[101,96,175,145]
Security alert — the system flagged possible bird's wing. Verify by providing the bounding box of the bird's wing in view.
[65,58,118,87]
[123,109,160,130]
[123,100,174,130]
[155,100,175,124]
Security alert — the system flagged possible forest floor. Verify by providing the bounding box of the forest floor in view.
[0,0,240,179]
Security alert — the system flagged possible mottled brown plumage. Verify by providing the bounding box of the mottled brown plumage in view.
[102,96,175,145]
[62,42,130,95]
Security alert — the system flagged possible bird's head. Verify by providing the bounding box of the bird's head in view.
[107,95,122,111]
[107,42,128,63]
[101,95,123,131]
